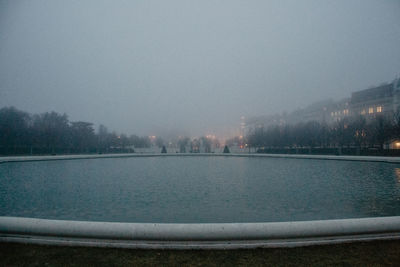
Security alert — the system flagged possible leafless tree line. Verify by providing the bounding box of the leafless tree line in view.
[246,113,400,152]
[0,107,151,155]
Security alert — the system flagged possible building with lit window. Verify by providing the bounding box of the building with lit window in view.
[244,76,400,133]
[349,82,398,120]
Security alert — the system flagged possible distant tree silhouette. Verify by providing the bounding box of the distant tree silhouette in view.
[70,121,95,153]
[200,136,212,153]
[245,115,399,153]
[0,107,31,154]
[178,137,190,153]
[32,111,69,154]
[368,115,391,150]
[129,134,151,148]
[0,106,151,155]
[155,137,164,148]
[223,145,230,153]
[2,105,400,156]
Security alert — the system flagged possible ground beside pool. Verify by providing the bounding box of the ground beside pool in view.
[1,240,400,266]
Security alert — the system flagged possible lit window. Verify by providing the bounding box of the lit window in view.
[377,106,382,113]
[331,112,334,117]
[343,109,349,115]
[368,107,374,114]
[361,110,366,115]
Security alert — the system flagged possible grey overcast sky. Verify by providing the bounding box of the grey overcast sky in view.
[0,0,400,138]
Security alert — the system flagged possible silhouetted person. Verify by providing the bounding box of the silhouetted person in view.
[161,145,167,153]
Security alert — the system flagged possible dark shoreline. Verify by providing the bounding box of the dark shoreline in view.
[1,240,400,266]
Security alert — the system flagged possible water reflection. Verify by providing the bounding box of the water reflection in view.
[1,157,400,223]
[395,168,400,183]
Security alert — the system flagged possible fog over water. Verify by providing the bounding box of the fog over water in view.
[1,0,399,137]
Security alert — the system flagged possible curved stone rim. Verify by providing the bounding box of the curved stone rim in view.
[1,216,400,249]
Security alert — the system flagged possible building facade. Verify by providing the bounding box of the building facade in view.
[245,76,400,133]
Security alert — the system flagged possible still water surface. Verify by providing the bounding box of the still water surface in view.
[1,156,400,223]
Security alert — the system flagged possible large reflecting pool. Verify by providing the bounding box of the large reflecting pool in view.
[1,156,400,223]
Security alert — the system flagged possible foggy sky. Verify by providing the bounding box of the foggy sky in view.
[1,0,400,138]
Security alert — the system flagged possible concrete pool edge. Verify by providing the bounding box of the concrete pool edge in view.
[1,153,400,164]
[1,216,400,249]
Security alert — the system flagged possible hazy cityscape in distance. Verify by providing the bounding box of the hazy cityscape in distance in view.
[2,1,400,263]
[1,1,400,141]
[2,74,400,156]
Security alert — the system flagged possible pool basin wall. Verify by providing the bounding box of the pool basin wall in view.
[1,153,400,249]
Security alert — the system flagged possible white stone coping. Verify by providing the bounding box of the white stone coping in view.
[1,153,400,164]
[1,216,400,249]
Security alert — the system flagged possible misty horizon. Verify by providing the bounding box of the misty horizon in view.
[1,0,399,138]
